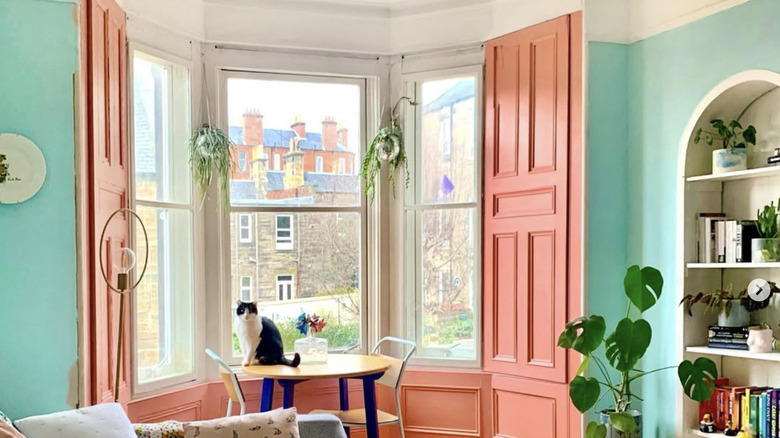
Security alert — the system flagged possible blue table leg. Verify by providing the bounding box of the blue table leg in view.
[339,378,350,438]
[361,373,384,438]
[260,378,275,412]
[279,380,306,409]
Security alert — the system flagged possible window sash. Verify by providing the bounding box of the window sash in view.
[240,276,253,301]
[217,69,370,364]
[130,47,197,393]
[402,66,483,367]
[316,156,324,173]
[238,214,252,243]
[275,215,294,250]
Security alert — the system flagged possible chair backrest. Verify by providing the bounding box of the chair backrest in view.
[205,348,244,404]
[371,337,416,390]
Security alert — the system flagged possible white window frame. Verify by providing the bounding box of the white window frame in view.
[238,150,248,171]
[240,276,253,302]
[274,153,281,170]
[238,213,252,243]
[402,66,483,368]
[129,46,200,394]
[276,275,295,301]
[216,69,371,365]
[315,156,324,173]
[275,214,294,250]
[338,157,346,174]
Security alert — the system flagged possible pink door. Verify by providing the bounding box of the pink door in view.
[85,0,130,405]
[483,13,583,438]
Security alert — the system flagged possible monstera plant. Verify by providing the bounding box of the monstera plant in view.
[558,265,719,438]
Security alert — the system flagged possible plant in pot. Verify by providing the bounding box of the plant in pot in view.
[680,283,778,327]
[753,199,780,262]
[188,125,235,211]
[360,96,418,203]
[558,265,719,438]
[694,119,756,174]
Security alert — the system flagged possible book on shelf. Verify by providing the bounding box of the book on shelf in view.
[717,220,727,262]
[699,213,725,263]
[697,215,760,263]
[701,379,731,430]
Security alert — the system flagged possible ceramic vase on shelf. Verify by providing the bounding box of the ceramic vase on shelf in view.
[717,301,750,327]
[294,331,328,365]
[600,410,642,438]
[712,148,747,174]
[752,238,780,263]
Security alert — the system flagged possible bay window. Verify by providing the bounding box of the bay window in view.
[222,71,366,362]
[404,68,482,365]
[131,49,195,390]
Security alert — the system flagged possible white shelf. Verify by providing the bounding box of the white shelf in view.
[686,166,780,182]
[686,346,780,361]
[686,262,780,269]
[688,429,728,437]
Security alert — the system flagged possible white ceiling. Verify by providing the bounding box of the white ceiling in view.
[200,0,492,17]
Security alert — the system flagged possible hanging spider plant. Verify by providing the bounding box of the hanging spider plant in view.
[188,124,235,210]
[361,96,418,203]
[189,66,235,211]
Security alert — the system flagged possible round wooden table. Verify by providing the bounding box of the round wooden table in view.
[242,354,392,438]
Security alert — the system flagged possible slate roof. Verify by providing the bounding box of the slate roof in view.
[230,126,350,152]
[423,79,476,113]
[230,171,359,205]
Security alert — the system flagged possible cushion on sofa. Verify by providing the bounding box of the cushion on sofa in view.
[182,408,299,438]
[14,403,136,438]
[134,420,185,438]
[0,421,24,438]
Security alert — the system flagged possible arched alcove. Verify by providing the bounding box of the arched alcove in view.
[677,70,780,436]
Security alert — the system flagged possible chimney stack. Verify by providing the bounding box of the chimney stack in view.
[322,116,338,151]
[290,114,306,139]
[337,121,348,149]
[242,109,264,146]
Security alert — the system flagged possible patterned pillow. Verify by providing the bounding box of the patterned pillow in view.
[134,421,185,438]
[182,408,298,438]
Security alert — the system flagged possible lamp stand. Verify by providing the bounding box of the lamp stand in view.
[114,291,126,403]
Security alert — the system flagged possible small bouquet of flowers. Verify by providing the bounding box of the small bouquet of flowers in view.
[296,312,327,336]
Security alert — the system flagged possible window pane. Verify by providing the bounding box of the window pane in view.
[230,212,361,354]
[420,77,477,204]
[135,206,194,383]
[227,78,361,207]
[277,216,291,229]
[133,55,191,204]
[419,208,477,359]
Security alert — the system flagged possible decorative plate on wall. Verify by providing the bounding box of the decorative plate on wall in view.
[0,133,46,204]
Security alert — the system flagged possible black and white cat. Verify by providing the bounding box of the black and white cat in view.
[234,301,301,368]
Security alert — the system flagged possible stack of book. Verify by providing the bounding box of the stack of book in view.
[702,383,780,437]
[697,213,759,263]
[708,325,751,350]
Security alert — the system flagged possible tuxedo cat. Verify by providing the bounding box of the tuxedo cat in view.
[234,301,301,367]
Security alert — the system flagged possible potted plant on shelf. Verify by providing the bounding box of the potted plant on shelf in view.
[680,283,778,327]
[558,265,719,438]
[360,96,418,203]
[693,118,757,174]
[753,200,780,262]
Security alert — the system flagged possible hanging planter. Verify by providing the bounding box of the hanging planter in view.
[361,96,418,203]
[188,66,235,211]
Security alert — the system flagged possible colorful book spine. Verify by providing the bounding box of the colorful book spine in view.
[773,390,778,438]
[744,389,752,431]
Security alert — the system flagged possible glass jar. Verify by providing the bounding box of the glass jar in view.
[294,332,328,364]
[752,238,780,262]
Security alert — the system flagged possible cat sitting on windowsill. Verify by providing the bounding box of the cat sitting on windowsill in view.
[234,300,301,368]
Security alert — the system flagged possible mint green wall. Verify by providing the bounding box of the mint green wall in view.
[0,0,78,420]
[589,0,780,435]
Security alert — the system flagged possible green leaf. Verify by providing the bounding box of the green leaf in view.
[624,265,663,312]
[558,315,606,355]
[576,355,591,377]
[609,412,638,434]
[585,422,607,438]
[604,318,652,372]
[694,128,702,144]
[569,376,601,413]
[743,125,757,145]
[729,119,743,130]
[678,357,718,402]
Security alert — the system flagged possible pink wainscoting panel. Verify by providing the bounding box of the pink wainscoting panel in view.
[492,374,568,438]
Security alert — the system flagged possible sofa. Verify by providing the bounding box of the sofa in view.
[4,403,347,438]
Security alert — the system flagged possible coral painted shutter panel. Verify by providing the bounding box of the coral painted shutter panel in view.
[86,0,130,405]
[483,16,569,383]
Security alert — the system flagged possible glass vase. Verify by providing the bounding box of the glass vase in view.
[752,238,780,263]
[294,331,328,364]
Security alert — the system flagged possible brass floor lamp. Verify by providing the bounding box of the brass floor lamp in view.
[98,208,149,403]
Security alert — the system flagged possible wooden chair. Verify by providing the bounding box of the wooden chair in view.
[311,337,416,438]
[205,348,246,416]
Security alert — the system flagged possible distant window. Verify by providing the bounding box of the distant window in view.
[239,214,252,243]
[440,108,452,159]
[238,151,247,171]
[338,158,346,174]
[316,156,324,173]
[276,275,294,301]
[276,215,293,250]
[274,154,281,170]
[240,276,252,302]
